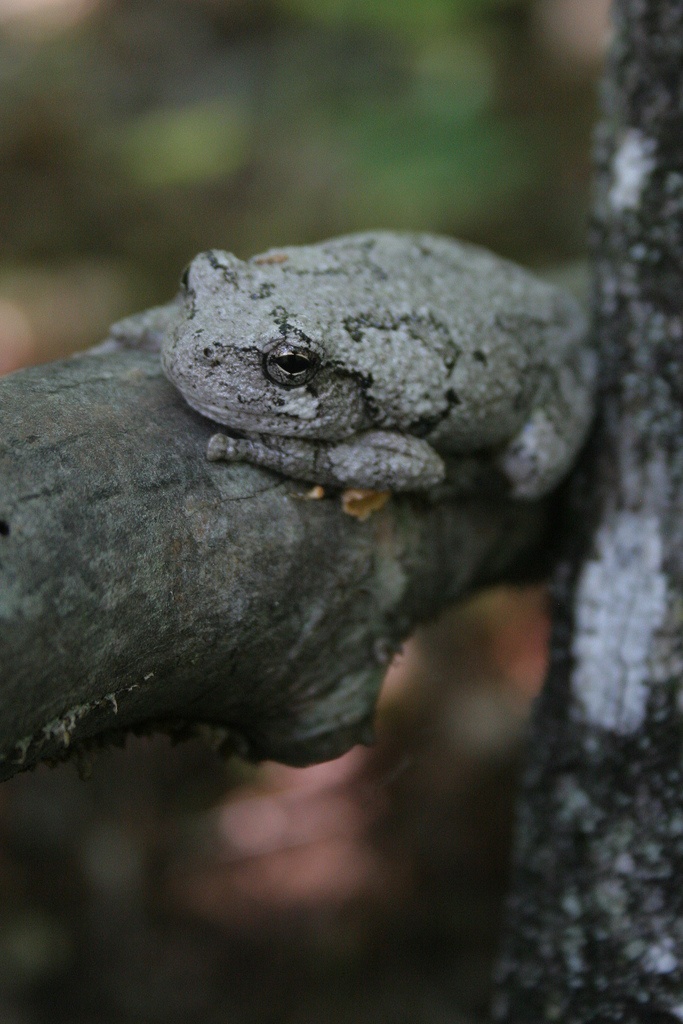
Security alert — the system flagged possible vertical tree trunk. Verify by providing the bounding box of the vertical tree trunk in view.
[494,3,683,1020]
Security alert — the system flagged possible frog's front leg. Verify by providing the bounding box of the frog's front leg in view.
[206,430,446,492]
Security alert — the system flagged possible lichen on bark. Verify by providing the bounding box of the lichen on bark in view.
[494,3,683,1020]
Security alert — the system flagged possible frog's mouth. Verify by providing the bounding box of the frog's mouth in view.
[181,395,318,439]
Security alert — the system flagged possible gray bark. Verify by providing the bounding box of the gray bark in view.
[0,347,543,780]
[494,2,683,1020]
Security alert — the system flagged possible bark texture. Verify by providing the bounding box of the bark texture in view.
[0,348,543,780]
[495,3,683,1021]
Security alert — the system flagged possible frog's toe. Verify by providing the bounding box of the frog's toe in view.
[207,433,239,461]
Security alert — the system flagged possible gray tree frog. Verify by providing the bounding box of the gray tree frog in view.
[108,232,595,498]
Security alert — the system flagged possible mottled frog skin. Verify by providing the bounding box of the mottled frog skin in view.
[108,232,594,498]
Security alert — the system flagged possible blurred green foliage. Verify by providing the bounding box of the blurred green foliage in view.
[0,0,600,356]
[110,99,251,188]
[276,0,518,36]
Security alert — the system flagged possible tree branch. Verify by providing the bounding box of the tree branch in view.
[0,348,544,780]
[495,2,683,1019]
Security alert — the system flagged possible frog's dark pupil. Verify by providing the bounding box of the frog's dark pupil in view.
[274,353,311,376]
[180,266,190,290]
[264,343,318,387]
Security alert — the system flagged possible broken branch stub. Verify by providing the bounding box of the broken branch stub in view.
[0,349,544,779]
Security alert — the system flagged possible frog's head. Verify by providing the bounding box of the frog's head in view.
[162,249,371,440]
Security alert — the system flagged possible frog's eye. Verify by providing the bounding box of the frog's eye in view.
[180,265,191,291]
[263,341,320,387]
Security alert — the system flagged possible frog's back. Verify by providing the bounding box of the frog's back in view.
[256,231,566,324]
[255,230,583,373]
[252,232,586,454]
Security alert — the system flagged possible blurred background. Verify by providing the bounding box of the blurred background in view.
[0,1,608,1021]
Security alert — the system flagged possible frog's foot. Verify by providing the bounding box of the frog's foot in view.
[206,430,445,492]
[497,345,597,499]
[497,401,593,499]
[496,411,564,498]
